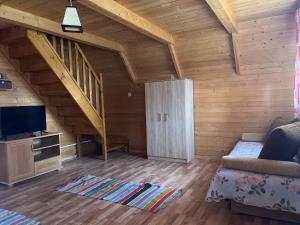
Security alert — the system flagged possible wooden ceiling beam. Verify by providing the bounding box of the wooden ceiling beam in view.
[78,0,175,45]
[232,33,241,75]
[205,0,240,74]
[168,44,183,79]
[119,52,137,83]
[205,0,237,33]
[0,4,124,52]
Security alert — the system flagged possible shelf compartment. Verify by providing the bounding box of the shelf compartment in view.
[33,135,59,150]
[34,145,60,162]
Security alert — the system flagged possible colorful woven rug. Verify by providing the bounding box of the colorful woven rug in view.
[0,209,40,225]
[56,175,182,212]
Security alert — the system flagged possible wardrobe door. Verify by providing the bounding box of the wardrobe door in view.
[163,80,186,160]
[145,82,165,158]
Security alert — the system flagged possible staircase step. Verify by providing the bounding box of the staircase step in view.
[64,117,90,126]
[20,56,49,72]
[30,71,59,85]
[47,96,75,107]
[9,40,39,59]
[39,83,68,96]
[57,106,84,117]
[0,27,27,45]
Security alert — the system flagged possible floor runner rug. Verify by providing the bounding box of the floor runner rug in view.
[0,209,40,225]
[56,175,182,212]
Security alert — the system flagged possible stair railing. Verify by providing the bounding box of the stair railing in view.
[47,34,104,119]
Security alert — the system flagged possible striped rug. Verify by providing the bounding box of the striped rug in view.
[56,175,182,212]
[0,209,40,225]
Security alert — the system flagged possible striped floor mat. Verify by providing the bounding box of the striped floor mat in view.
[0,209,40,225]
[56,175,182,213]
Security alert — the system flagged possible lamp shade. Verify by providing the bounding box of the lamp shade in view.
[62,6,83,33]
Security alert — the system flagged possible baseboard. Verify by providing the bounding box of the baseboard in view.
[148,156,190,163]
[129,151,147,158]
[62,155,77,162]
[195,154,220,160]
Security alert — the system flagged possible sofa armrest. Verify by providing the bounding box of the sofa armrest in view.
[241,133,265,142]
[222,156,300,177]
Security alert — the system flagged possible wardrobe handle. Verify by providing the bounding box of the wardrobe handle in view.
[163,113,168,122]
[157,113,162,122]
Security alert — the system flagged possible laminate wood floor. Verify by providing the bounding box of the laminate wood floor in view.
[0,152,296,225]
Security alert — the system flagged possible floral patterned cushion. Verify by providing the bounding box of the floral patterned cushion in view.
[206,168,300,214]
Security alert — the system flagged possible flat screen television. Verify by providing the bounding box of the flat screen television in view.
[0,106,46,139]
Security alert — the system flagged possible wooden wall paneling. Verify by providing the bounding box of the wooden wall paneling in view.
[104,81,146,156]
[231,0,298,22]
[192,14,295,157]
[115,0,221,33]
[125,39,175,81]
[81,46,147,156]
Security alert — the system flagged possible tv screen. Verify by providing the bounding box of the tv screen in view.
[0,106,46,138]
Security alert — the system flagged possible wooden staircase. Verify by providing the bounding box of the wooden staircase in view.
[0,27,107,160]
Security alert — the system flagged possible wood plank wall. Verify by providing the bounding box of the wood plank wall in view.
[0,47,77,160]
[95,13,296,158]
[104,79,146,156]
[188,14,296,157]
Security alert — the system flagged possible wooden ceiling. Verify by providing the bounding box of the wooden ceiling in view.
[0,0,298,81]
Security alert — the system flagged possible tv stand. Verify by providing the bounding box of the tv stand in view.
[0,132,62,186]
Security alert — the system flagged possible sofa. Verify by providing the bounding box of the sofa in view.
[206,132,300,223]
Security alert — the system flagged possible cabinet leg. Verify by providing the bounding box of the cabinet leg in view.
[76,135,82,158]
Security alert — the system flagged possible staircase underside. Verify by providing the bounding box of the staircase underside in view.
[0,26,108,160]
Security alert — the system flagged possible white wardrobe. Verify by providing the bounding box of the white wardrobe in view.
[145,79,194,163]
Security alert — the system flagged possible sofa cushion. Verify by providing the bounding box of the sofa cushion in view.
[265,117,299,140]
[222,156,300,177]
[259,122,300,161]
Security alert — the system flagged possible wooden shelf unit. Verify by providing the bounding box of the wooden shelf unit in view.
[0,133,62,186]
